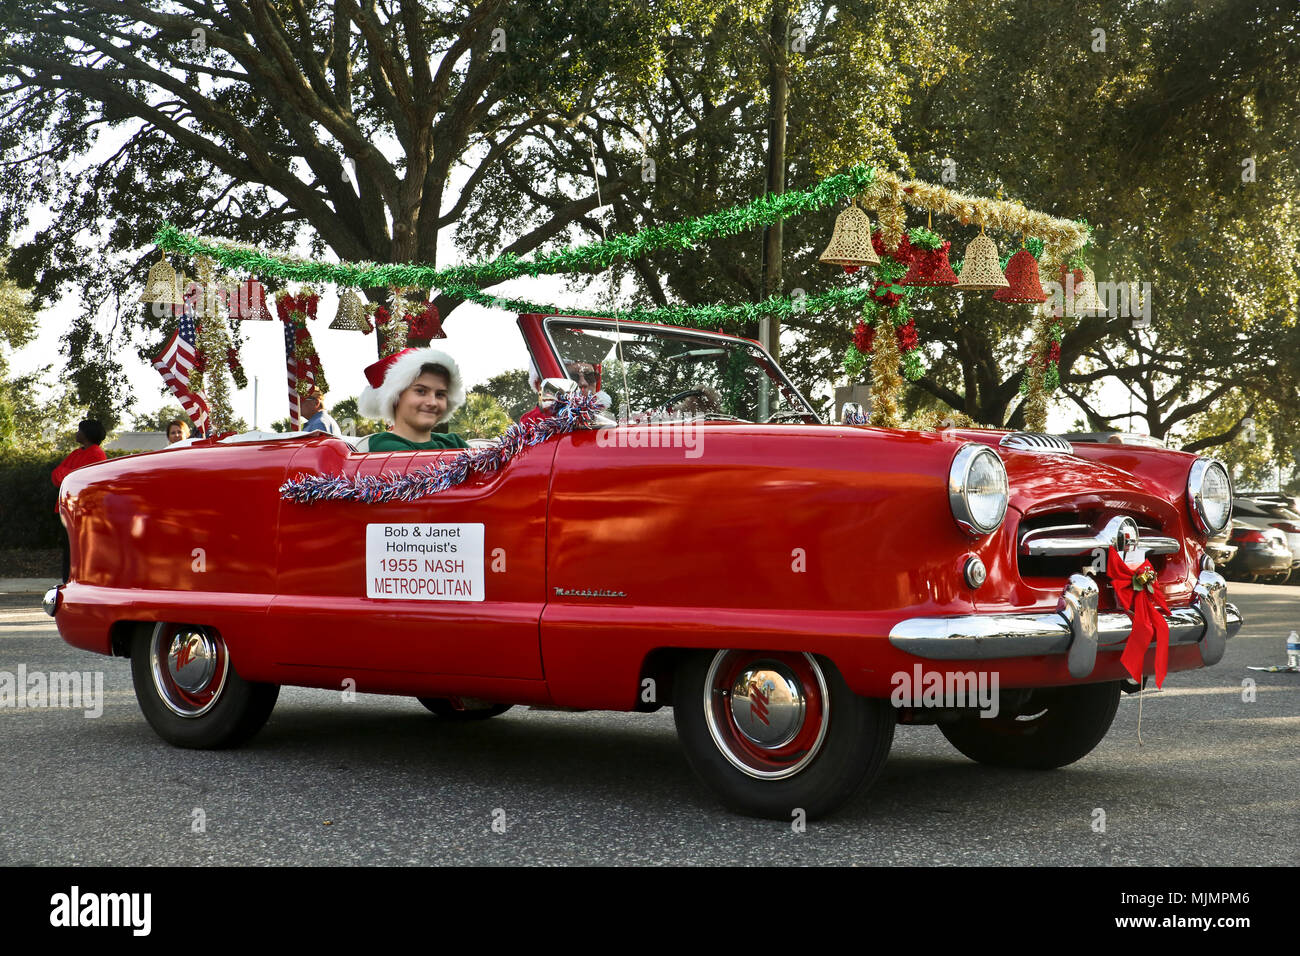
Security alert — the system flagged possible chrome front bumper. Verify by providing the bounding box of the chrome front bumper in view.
[888,571,1241,679]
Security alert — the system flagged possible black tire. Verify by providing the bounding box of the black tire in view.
[416,696,513,720]
[939,681,1121,769]
[673,650,895,820]
[130,623,279,749]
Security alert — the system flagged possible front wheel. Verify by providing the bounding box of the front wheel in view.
[130,623,279,749]
[673,650,895,820]
[939,681,1121,769]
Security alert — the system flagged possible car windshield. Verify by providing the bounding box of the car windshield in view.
[544,319,818,424]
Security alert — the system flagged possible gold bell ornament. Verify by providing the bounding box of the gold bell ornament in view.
[819,202,881,273]
[954,225,1010,292]
[330,288,368,330]
[1063,264,1104,316]
[139,253,184,305]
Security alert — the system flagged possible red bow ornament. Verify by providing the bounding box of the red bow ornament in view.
[1106,546,1171,687]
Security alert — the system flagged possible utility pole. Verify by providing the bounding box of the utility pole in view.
[761,0,789,367]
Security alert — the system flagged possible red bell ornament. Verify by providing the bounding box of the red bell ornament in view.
[994,249,1048,303]
[229,279,271,320]
[901,240,959,287]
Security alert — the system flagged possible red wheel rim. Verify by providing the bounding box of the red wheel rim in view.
[704,650,830,779]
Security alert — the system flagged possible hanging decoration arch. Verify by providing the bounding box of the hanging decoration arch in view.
[147,165,1092,431]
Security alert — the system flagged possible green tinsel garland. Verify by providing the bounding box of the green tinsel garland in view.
[843,344,868,380]
[906,226,944,251]
[437,278,874,331]
[152,167,875,293]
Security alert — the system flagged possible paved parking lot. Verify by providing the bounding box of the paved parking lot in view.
[2,583,1296,865]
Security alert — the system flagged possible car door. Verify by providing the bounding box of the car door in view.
[266,437,556,679]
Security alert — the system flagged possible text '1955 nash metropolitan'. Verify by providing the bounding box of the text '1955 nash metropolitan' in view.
[47,312,1242,819]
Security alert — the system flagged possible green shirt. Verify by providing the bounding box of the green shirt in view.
[367,431,470,452]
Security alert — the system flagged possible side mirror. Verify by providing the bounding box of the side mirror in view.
[539,377,580,410]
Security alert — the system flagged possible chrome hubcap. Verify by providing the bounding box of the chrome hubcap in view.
[728,663,806,747]
[168,630,218,693]
[150,623,228,717]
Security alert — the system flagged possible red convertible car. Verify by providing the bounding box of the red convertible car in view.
[47,312,1241,819]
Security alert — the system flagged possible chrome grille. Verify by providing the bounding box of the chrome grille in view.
[1017,513,1181,587]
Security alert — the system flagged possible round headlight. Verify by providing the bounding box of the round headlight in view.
[1188,458,1232,536]
[949,444,1009,535]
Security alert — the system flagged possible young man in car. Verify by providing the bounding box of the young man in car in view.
[357,347,470,451]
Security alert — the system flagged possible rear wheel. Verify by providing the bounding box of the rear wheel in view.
[673,650,895,820]
[130,623,279,748]
[416,696,512,720]
[939,681,1121,769]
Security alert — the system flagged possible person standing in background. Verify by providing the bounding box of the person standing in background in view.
[52,419,108,583]
[300,386,342,436]
[165,419,190,443]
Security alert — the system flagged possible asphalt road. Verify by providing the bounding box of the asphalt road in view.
[2,583,1297,866]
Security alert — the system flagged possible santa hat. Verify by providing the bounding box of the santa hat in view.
[358,347,466,423]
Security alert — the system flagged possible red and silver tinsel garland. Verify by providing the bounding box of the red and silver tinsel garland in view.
[279,390,604,505]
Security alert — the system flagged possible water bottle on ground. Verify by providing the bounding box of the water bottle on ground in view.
[1288,631,1300,670]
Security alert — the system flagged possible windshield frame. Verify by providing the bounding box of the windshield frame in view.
[537,315,821,424]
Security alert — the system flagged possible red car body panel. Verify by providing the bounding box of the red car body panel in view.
[53,313,1222,711]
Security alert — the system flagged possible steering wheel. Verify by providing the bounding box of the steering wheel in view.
[661,388,709,411]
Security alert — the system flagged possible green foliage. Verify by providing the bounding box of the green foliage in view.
[470,369,536,421]
[446,392,512,440]
[0,256,84,451]
[327,396,384,438]
[129,403,189,434]
[0,448,133,550]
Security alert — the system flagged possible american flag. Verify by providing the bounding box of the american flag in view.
[283,316,317,429]
[151,308,210,436]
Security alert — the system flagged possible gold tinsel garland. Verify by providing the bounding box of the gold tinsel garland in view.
[1021,314,1053,432]
[869,311,903,428]
[859,172,1089,271]
[909,408,980,430]
[188,258,237,434]
[380,286,410,357]
[870,175,909,253]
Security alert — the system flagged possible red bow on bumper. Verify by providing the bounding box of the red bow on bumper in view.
[1106,547,1172,687]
